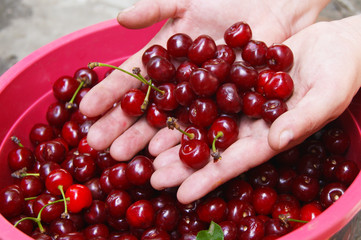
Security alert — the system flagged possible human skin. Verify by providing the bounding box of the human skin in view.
[78,0,361,204]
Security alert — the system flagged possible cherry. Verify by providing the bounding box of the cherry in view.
[126,199,155,229]
[7,139,35,171]
[155,204,180,232]
[73,67,98,88]
[52,76,80,102]
[65,184,93,213]
[10,214,35,235]
[179,139,210,169]
[141,227,171,240]
[187,35,217,65]
[33,193,65,223]
[125,155,154,186]
[142,44,171,66]
[57,232,86,240]
[181,125,208,144]
[78,136,98,159]
[216,83,243,114]
[274,146,300,166]
[299,203,322,223]
[189,68,220,97]
[45,168,73,195]
[301,139,327,159]
[46,102,71,128]
[238,216,265,240]
[207,115,239,151]
[175,106,191,125]
[219,221,238,240]
[129,182,156,201]
[83,200,109,224]
[174,81,196,107]
[271,199,300,227]
[84,178,107,201]
[0,184,25,218]
[20,175,44,198]
[227,199,255,224]
[146,56,176,84]
[29,123,54,146]
[188,98,218,128]
[251,186,277,215]
[291,174,320,202]
[320,182,346,208]
[175,61,198,82]
[167,33,193,59]
[334,160,359,185]
[35,139,67,164]
[256,69,275,95]
[84,223,110,239]
[296,154,322,178]
[263,72,294,100]
[95,151,118,171]
[99,168,115,194]
[261,99,288,124]
[146,103,168,128]
[177,212,207,235]
[322,155,346,181]
[224,21,252,49]
[264,218,290,237]
[202,58,231,83]
[242,40,268,68]
[266,44,294,72]
[49,218,76,236]
[224,178,253,202]
[108,163,132,190]
[215,44,236,65]
[61,120,81,148]
[73,154,97,183]
[196,197,227,223]
[242,91,266,118]
[247,162,279,189]
[104,189,132,219]
[39,161,61,181]
[153,83,179,111]
[229,61,258,92]
[276,168,297,194]
[322,127,350,155]
[120,89,146,117]
[107,216,129,232]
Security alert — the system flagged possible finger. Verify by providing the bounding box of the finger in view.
[148,127,182,157]
[176,137,276,204]
[268,87,348,151]
[79,54,145,118]
[117,0,180,29]
[86,105,136,150]
[152,145,181,169]
[109,117,158,161]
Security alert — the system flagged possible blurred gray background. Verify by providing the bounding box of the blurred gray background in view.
[0,0,360,75]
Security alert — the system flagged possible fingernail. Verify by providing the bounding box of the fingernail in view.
[279,129,293,149]
[120,5,135,13]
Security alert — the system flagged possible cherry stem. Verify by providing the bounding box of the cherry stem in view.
[58,185,69,218]
[141,80,152,111]
[211,131,223,162]
[88,62,165,95]
[278,214,309,228]
[166,117,194,139]
[11,136,24,148]
[11,167,39,179]
[66,80,85,109]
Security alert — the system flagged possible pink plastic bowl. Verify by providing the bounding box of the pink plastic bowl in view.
[1,19,361,239]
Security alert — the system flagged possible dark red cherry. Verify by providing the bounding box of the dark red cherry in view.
[49,218,77,236]
[29,123,54,146]
[266,44,294,72]
[322,127,350,155]
[292,174,320,202]
[0,185,25,218]
[53,76,80,102]
[46,102,71,128]
[256,69,275,95]
[74,67,98,87]
[216,83,242,114]
[296,154,322,178]
[167,33,193,59]
[7,145,35,172]
[174,81,196,106]
[189,98,218,128]
[219,221,238,240]
[224,21,252,49]
[33,193,64,223]
[224,178,253,202]
[146,56,176,84]
[202,58,231,83]
[155,204,180,232]
[20,175,44,198]
[83,200,109,224]
[106,189,132,218]
[229,61,258,92]
[177,212,207,235]
[242,91,266,118]
[261,99,288,124]
[175,61,198,82]
[242,40,268,68]
[153,83,179,111]
[251,186,277,215]
[181,125,208,144]
[238,216,265,240]
[96,151,118,171]
[84,223,110,239]
[207,116,239,150]
[109,163,132,190]
[84,178,107,201]
[264,218,290,237]
[73,154,97,183]
[61,121,81,148]
[125,155,154,186]
[142,44,171,66]
[126,199,155,229]
[120,89,146,117]
[276,168,297,194]
[78,136,98,159]
[189,68,219,97]
[35,139,67,164]
[319,182,346,208]
[179,139,210,169]
[146,103,168,128]
[227,199,255,224]
[215,44,236,65]
[141,227,171,240]
[247,163,279,189]
[322,155,346,181]
[196,197,227,223]
[334,160,359,185]
[188,35,217,65]
[263,72,294,100]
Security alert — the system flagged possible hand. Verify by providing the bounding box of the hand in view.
[79,0,329,160]
[150,15,361,204]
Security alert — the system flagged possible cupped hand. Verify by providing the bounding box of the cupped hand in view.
[150,16,361,204]
[79,0,327,160]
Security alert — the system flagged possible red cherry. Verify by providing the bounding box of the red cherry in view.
[7,145,35,172]
[216,83,243,114]
[251,186,277,215]
[224,21,252,49]
[125,155,154,186]
[106,189,132,218]
[45,168,73,195]
[261,99,288,124]
[179,139,210,169]
[189,98,218,128]
[242,40,268,68]
[319,182,346,208]
[153,83,179,111]
[78,137,98,159]
[52,76,80,102]
[207,116,239,151]
[120,89,146,117]
[238,216,265,240]
[322,127,350,155]
[73,67,98,88]
[146,56,176,84]
[146,103,168,128]
[167,33,193,59]
[189,68,220,97]
[215,44,236,65]
[46,102,71,128]
[174,81,196,107]
[263,72,294,100]
[242,91,266,118]
[175,61,198,82]
[126,200,155,229]
[65,184,93,213]
[334,160,359,185]
[0,185,25,218]
[142,44,171,66]
[61,121,81,148]
[266,44,294,72]
[196,197,227,223]
[229,61,258,92]
[181,125,208,144]
[188,35,217,65]
[29,123,54,146]
[202,58,231,83]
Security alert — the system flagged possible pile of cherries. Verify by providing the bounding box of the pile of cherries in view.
[0,21,359,240]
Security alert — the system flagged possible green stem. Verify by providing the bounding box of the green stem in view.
[287,218,309,224]
[66,80,85,109]
[141,80,152,111]
[166,117,194,139]
[58,185,69,218]
[11,136,24,148]
[211,131,224,162]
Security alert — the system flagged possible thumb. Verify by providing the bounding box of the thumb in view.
[268,88,346,151]
[118,0,180,29]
